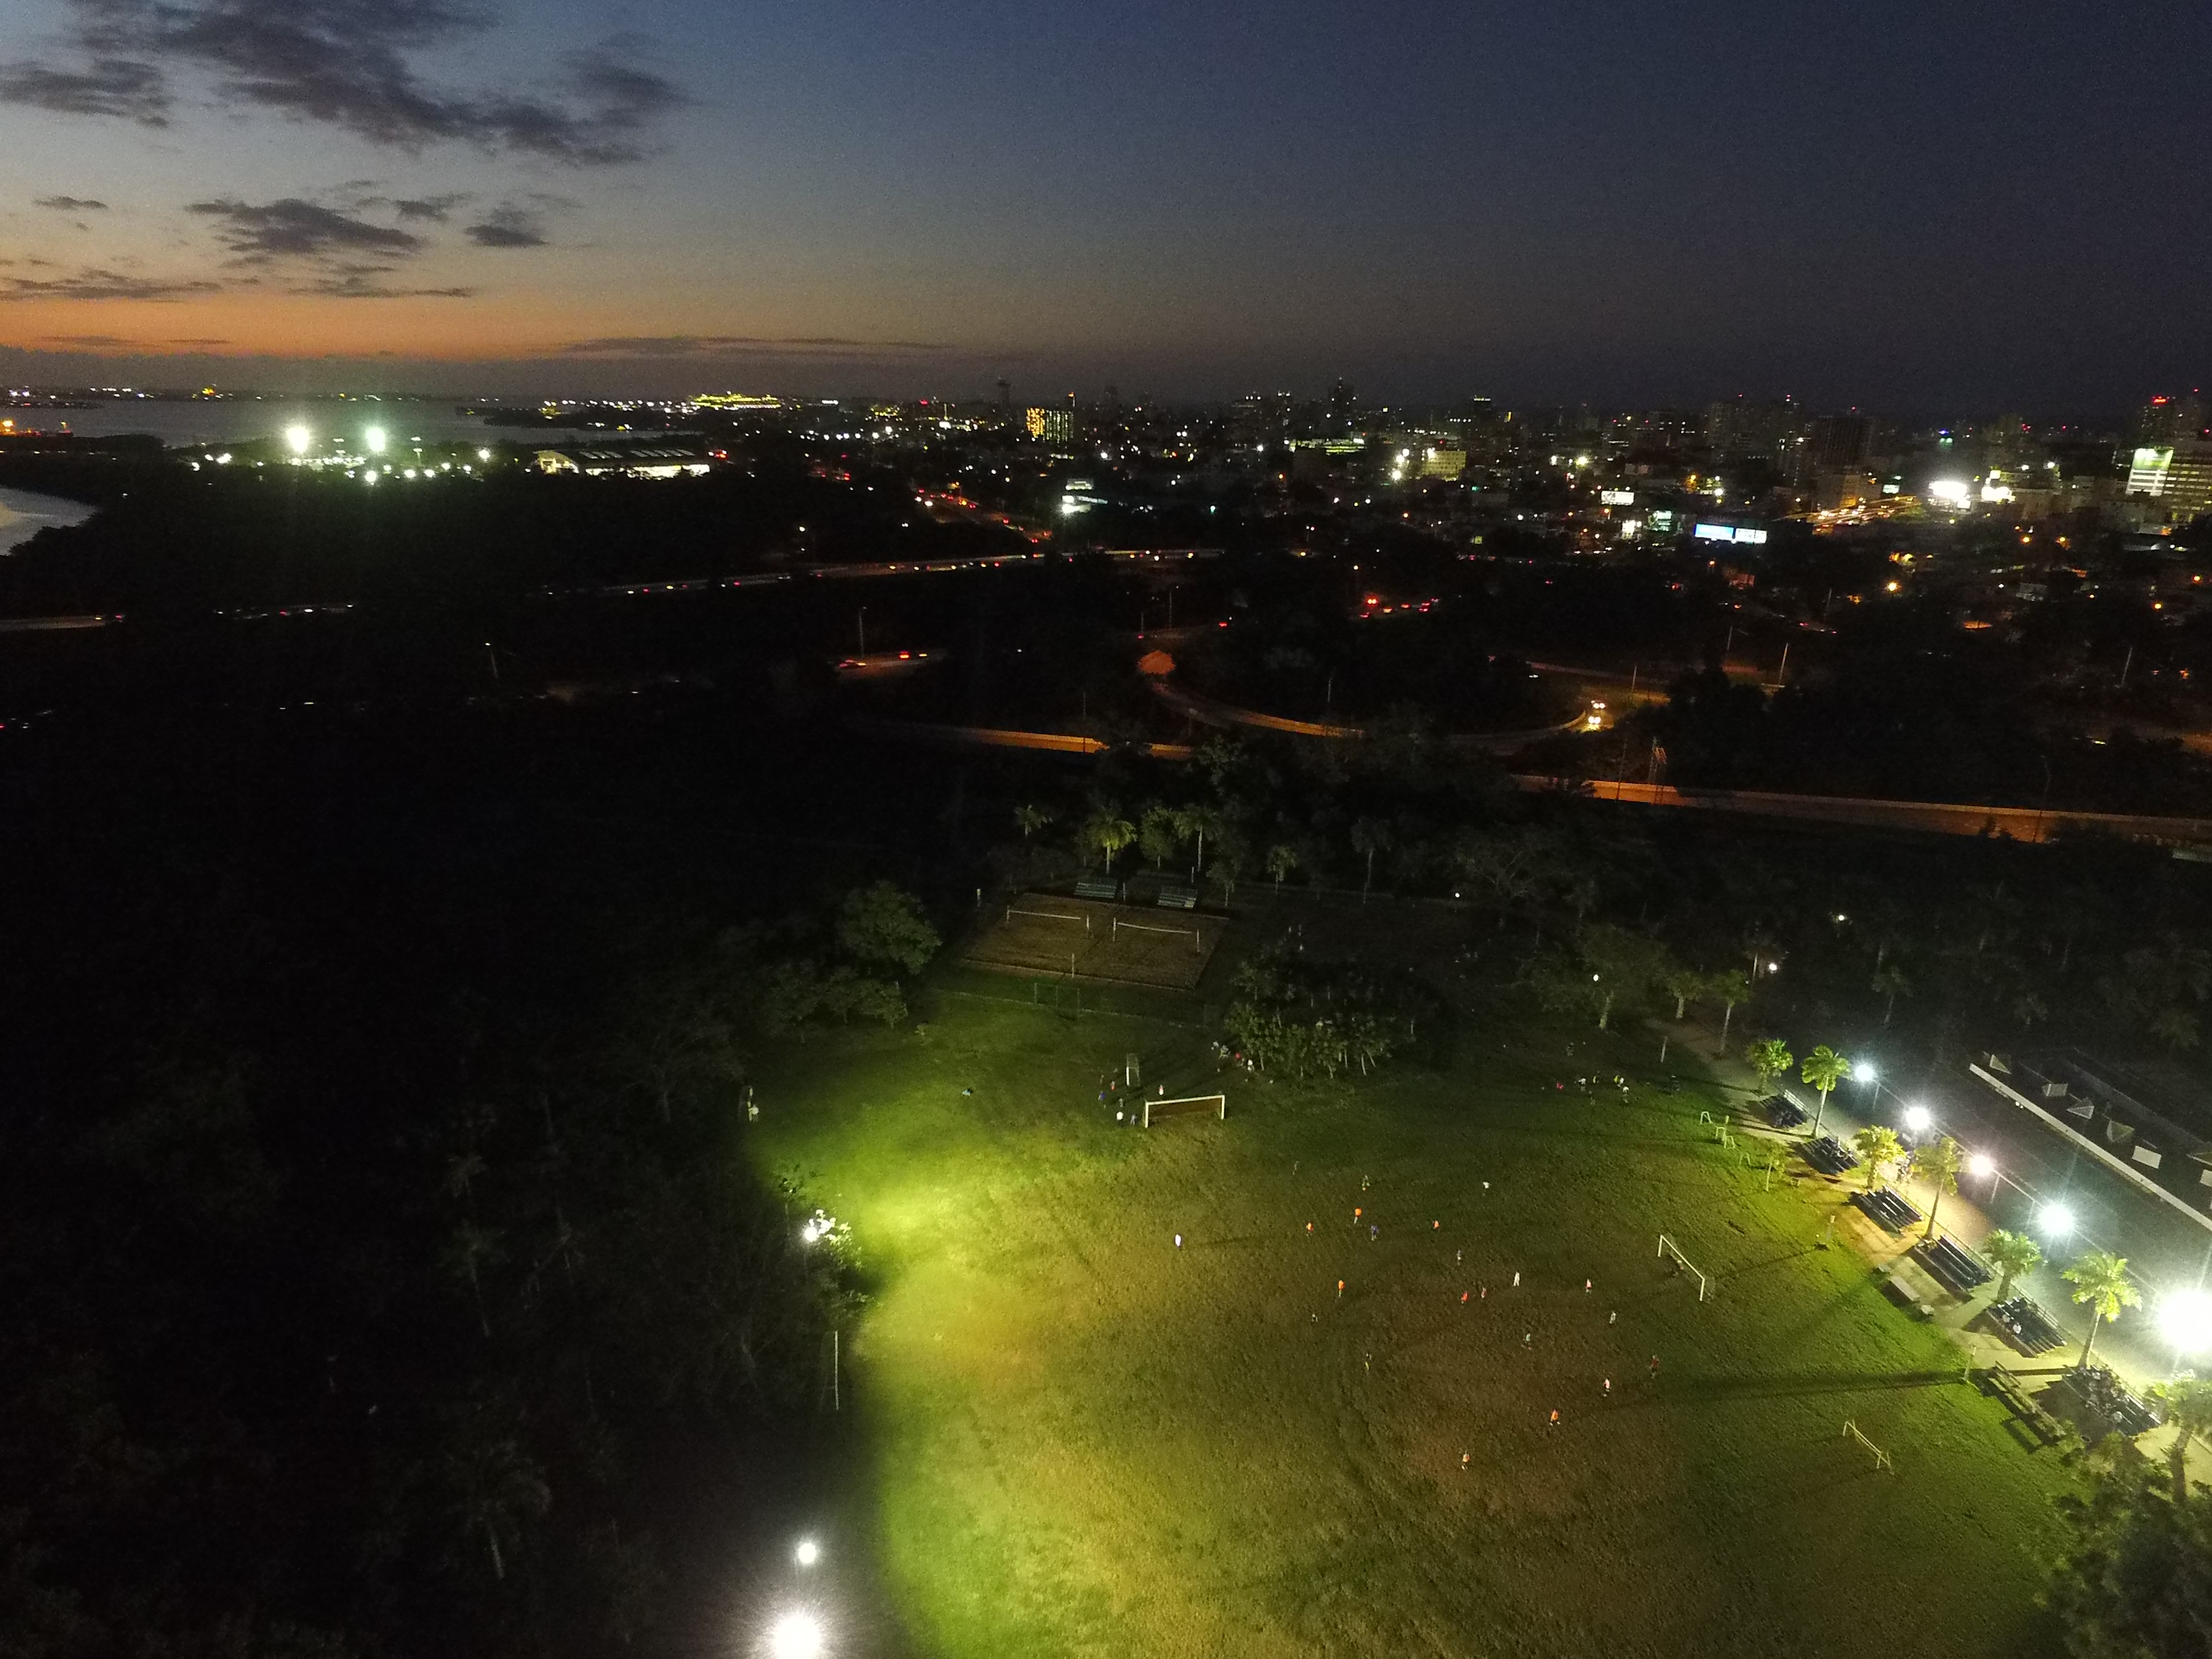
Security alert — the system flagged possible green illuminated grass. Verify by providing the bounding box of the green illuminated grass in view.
[757,995,2072,1659]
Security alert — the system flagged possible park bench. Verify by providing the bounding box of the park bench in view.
[1156,885,1198,910]
[1765,1095,1808,1130]
[1915,1234,1992,1296]
[1979,1364,2069,1447]
[1802,1135,1859,1177]
[1882,1272,1936,1318]
[1849,1186,1922,1233]
[1074,878,1121,901]
[1989,1295,2065,1356]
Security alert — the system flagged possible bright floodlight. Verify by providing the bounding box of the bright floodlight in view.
[1902,1105,1932,1134]
[285,424,311,455]
[2162,1290,2212,1356]
[364,426,388,455]
[768,1611,824,1659]
[1854,1061,1877,1083]
[795,1538,820,1567]
[2040,1202,2077,1238]
[1968,1152,1996,1178]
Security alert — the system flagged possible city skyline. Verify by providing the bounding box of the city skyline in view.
[3,2,2211,409]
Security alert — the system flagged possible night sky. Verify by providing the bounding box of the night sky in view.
[2,1,2208,409]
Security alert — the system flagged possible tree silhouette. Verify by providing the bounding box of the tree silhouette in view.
[1350,818,1391,901]
[1666,969,1703,1021]
[1744,1037,1793,1096]
[2149,1378,2212,1505]
[1870,963,1912,1027]
[1801,1044,1849,1139]
[1982,1228,2043,1302]
[837,882,940,976]
[1849,1124,1903,1191]
[1908,1134,1961,1240]
[2062,1250,2142,1370]
[1710,969,1751,1041]
[1088,812,1136,872]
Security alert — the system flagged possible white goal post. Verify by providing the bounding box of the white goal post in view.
[1657,1233,1710,1302]
[1842,1418,1894,1473]
[1144,1093,1228,1127]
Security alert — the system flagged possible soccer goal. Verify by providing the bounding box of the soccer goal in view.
[1008,904,1089,933]
[1657,1233,1710,1302]
[1842,1418,1894,1473]
[1110,915,1203,953]
[1144,1093,1227,1128]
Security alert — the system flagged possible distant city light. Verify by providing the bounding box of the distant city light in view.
[1902,1105,1932,1134]
[768,1611,825,1659]
[2161,1290,2212,1355]
[2039,1202,2076,1238]
[285,424,311,455]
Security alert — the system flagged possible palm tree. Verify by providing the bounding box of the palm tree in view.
[2148,1378,2212,1504]
[1744,1037,1793,1097]
[1850,1124,1903,1191]
[1908,1135,1961,1240]
[1138,804,1180,872]
[1175,805,1223,881]
[1266,843,1299,895]
[1088,813,1135,873]
[1801,1045,1849,1139]
[1982,1228,2043,1302]
[1710,969,1751,1041]
[1870,964,1912,1027]
[1350,818,1391,902]
[1666,969,1704,1021]
[2061,1250,2142,1370]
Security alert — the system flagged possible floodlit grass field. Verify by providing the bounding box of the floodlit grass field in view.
[757,992,2074,1659]
[961,895,1225,990]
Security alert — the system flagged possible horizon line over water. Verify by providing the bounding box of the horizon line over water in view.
[6,399,613,450]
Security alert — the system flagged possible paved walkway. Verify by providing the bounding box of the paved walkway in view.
[1660,1011,2195,1470]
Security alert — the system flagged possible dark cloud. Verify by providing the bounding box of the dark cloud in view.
[558,335,958,358]
[2,2,683,165]
[0,268,222,302]
[0,55,165,122]
[395,194,467,222]
[464,205,546,248]
[34,195,109,212]
[188,197,424,262]
[295,265,475,300]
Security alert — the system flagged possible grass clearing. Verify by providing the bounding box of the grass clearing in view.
[757,983,2074,1658]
